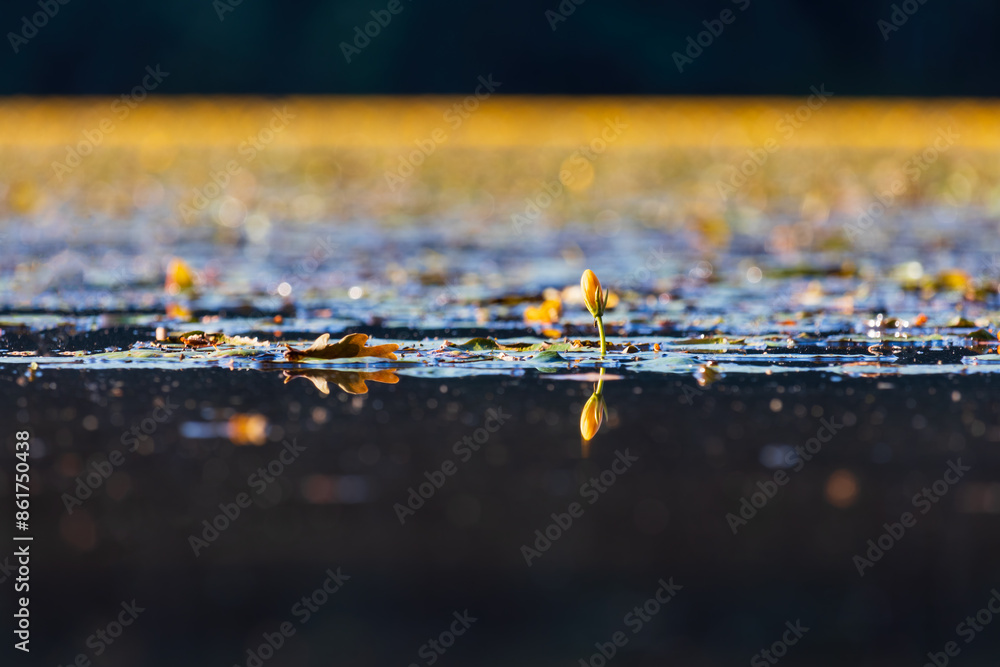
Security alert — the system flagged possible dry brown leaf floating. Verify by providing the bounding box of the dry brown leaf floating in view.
[284,333,400,362]
[179,334,213,348]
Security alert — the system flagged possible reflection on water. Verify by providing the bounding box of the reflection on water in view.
[283,368,400,395]
[579,368,608,457]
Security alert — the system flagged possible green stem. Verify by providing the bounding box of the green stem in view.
[595,367,605,394]
[596,316,607,359]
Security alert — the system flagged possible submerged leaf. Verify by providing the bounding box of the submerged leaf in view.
[284,333,399,362]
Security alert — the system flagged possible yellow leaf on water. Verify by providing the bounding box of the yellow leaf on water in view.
[165,302,193,320]
[165,257,195,295]
[524,299,562,325]
[284,333,399,362]
[935,269,971,292]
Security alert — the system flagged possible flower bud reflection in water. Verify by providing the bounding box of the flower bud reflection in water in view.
[579,369,607,457]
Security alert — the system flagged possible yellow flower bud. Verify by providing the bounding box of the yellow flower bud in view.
[580,269,607,318]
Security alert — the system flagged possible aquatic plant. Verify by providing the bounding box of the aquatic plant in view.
[581,269,610,358]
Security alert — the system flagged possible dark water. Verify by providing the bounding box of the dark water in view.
[4,363,1000,666]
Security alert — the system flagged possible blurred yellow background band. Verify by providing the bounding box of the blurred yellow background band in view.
[0,97,996,150]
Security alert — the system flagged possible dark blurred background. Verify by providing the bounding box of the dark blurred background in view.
[1,0,998,95]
